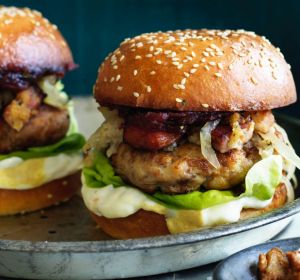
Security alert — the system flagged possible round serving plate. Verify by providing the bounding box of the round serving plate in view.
[0,98,300,279]
[0,197,299,280]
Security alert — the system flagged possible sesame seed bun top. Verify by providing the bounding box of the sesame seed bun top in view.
[0,6,75,77]
[94,29,296,111]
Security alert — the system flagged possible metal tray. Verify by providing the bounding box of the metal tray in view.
[0,98,299,280]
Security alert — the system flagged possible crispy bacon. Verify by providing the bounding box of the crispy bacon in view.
[124,124,182,150]
[3,87,42,131]
[211,113,255,153]
[123,109,227,133]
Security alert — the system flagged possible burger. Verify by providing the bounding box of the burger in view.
[82,29,299,239]
[0,7,85,215]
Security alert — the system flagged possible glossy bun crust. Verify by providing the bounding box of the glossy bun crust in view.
[91,183,287,239]
[0,6,74,77]
[0,172,81,216]
[95,30,296,111]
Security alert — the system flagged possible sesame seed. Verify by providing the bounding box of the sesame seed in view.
[156,60,162,64]
[203,51,209,57]
[214,72,222,77]
[272,71,278,80]
[216,51,224,56]
[184,72,190,78]
[250,76,258,84]
[181,78,186,85]
[228,64,233,70]
[190,68,197,74]
[133,69,138,76]
[150,71,156,75]
[176,97,184,103]
[164,50,172,54]
[110,77,115,82]
[259,60,263,67]
[145,54,153,57]
[183,59,188,63]
[136,42,143,48]
[201,58,206,63]
[181,47,187,51]
[217,63,223,69]
[178,84,185,90]
[149,46,154,51]
[204,65,210,71]
[147,86,152,93]
[173,84,180,90]
[210,44,218,49]
[135,55,142,60]
[188,41,194,46]
[116,74,121,81]
[120,55,125,61]
[202,103,209,108]
[209,61,216,66]
[191,51,196,57]
[172,61,180,66]
[193,64,199,68]
[113,65,118,69]
[177,64,183,69]
[238,53,246,57]
[117,86,123,91]
[133,92,140,97]
[186,55,193,61]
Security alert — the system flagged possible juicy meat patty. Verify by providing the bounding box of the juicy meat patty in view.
[0,105,69,153]
[112,142,260,194]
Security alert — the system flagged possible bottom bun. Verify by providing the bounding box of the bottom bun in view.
[0,171,81,216]
[91,183,287,239]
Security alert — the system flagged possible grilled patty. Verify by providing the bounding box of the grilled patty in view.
[112,142,260,194]
[0,105,69,153]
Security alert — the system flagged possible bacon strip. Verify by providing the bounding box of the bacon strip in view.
[124,124,182,150]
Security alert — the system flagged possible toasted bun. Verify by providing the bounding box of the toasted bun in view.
[95,30,296,111]
[0,172,81,216]
[91,183,287,239]
[0,6,74,76]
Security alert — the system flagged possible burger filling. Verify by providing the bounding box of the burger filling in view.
[82,107,299,233]
[0,75,85,190]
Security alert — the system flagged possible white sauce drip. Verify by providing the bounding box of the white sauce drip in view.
[81,179,274,234]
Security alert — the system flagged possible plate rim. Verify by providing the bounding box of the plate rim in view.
[0,199,299,253]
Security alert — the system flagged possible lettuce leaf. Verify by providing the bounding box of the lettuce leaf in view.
[244,155,282,200]
[0,133,85,161]
[83,153,283,210]
[83,152,125,188]
[153,190,236,210]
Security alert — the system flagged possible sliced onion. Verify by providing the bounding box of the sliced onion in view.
[282,177,295,202]
[200,119,221,169]
[258,127,300,170]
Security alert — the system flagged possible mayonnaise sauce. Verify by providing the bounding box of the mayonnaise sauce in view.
[81,179,273,234]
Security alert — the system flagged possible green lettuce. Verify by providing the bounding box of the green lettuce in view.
[83,153,125,188]
[83,152,283,210]
[0,133,85,161]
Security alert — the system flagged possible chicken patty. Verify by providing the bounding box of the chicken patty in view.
[112,142,260,194]
[0,105,69,153]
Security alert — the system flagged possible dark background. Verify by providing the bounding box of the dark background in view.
[2,0,300,116]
